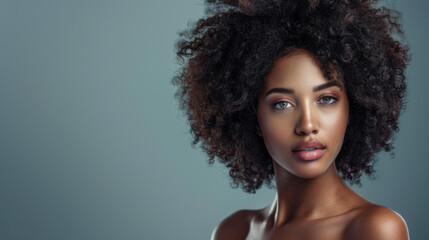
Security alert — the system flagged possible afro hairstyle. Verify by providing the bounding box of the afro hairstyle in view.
[173,0,410,193]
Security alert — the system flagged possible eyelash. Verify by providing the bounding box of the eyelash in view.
[271,96,338,110]
[318,96,337,105]
[272,101,293,110]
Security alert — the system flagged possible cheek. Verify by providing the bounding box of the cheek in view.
[323,102,349,149]
[258,110,294,156]
[325,110,348,133]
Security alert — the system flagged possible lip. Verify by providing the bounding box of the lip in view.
[292,140,326,161]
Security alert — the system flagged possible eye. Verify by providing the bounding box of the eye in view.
[272,101,293,110]
[318,96,337,104]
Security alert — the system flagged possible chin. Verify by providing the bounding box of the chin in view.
[280,160,335,180]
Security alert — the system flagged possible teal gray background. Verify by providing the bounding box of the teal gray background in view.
[0,0,427,239]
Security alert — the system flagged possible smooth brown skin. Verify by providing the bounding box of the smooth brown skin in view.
[211,49,409,240]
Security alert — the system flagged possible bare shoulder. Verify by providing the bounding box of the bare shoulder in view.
[344,204,409,240]
[211,209,256,240]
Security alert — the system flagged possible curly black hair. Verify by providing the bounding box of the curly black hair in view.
[173,0,409,193]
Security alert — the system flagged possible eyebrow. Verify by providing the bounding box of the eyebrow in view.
[312,81,343,92]
[265,81,342,98]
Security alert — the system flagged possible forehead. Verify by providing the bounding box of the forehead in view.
[264,49,330,89]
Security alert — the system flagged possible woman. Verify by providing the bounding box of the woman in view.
[173,0,410,239]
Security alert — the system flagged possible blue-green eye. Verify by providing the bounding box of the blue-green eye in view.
[319,96,337,104]
[272,101,293,110]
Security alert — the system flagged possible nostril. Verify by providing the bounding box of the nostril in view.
[294,106,319,135]
[295,123,319,136]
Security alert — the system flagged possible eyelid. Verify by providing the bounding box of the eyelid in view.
[317,95,338,104]
[271,100,294,110]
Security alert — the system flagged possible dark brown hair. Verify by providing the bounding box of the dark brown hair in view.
[173,0,410,193]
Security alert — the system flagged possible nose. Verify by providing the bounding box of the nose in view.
[295,102,319,135]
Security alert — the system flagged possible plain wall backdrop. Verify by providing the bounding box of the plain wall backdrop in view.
[0,0,428,239]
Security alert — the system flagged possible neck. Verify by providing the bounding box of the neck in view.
[267,162,355,228]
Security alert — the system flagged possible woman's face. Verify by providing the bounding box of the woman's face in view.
[257,49,349,179]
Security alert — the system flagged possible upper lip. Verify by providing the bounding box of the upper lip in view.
[292,140,326,152]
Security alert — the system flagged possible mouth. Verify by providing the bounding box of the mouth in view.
[292,140,326,161]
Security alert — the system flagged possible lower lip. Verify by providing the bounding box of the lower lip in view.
[293,149,326,161]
